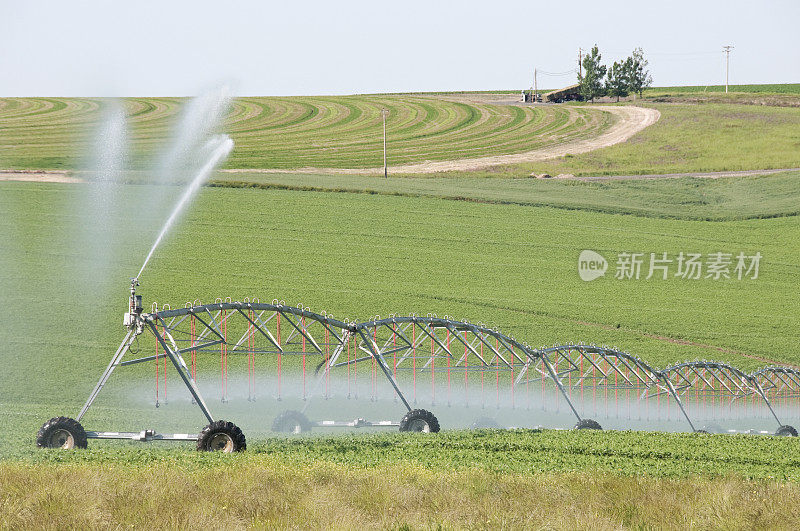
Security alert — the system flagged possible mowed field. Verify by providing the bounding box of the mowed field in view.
[1,90,800,176]
[0,95,615,170]
[2,87,800,527]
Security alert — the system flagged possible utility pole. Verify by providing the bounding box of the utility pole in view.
[578,47,583,78]
[381,108,389,178]
[534,68,537,101]
[723,45,734,93]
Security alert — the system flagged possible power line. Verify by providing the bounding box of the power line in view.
[647,51,720,56]
[537,69,578,77]
[578,46,722,58]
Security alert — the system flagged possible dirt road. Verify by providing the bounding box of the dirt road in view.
[1,105,658,180]
[0,171,84,183]
[221,105,661,175]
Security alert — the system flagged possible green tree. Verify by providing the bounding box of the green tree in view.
[578,45,607,102]
[628,47,653,97]
[606,59,631,102]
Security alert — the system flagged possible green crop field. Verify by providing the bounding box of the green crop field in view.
[646,83,800,95]
[3,180,799,396]
[0,95,615,170]
[214,169,800,220]
[3,87,800,528]
[639,84,800,110]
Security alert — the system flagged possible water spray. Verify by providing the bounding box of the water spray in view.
[136,135,234,281]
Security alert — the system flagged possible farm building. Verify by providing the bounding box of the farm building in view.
[544,84,582,103]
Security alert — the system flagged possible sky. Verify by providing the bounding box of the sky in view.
[0,0,798,97]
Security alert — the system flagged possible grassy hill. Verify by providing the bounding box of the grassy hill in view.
[0,95,615,170]
[2,93,799,176]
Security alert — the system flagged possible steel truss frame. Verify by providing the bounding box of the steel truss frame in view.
[515,347,793,432]
[77,300,798,438]
[658,361,783,430]
[751,367,800,398]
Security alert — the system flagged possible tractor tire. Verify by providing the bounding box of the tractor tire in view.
[574,418,602,430]
[775,425,798,437]
[196,420,246,452]
[471,417,500,429]
[399,409,440,433]
[272,410,312,434]
[36,417,88,449]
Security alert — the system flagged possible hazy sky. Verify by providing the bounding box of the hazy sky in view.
[1,0,797,96]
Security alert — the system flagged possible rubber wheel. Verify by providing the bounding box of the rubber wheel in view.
[196,420,246,452]
[36,417,88,449]
[775,425,798,437]
[574,418,602,430]
[471,417,500,429]
[272,410,312,434]
[399,409,440,433]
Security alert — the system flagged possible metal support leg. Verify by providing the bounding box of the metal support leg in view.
[77,330,135,421]
[662,377,696,432]
[539,352,582,421]
[148,321,215,424]
[358,329,412,411]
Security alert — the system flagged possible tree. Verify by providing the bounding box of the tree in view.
[628,47,653,97]
[578,45,607,103]
[605,58,631,102]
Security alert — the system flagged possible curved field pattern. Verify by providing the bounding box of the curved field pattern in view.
[0,95,632,171]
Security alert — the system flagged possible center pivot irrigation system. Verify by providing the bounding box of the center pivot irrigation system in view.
[38,281,799,452]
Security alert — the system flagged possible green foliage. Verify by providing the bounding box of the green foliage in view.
[579,45,607,102]
[601,48,650,101]
[605,59,631,102]
[5,422,800,480]
[628,47,653,97]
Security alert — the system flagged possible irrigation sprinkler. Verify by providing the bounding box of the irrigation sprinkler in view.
[37,284,799,452]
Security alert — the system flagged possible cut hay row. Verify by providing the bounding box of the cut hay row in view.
[0,95,616,170]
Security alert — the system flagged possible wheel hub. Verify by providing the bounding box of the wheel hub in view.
[48,429,74,449]
[407,419,430,433]
[209,432,234,452]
